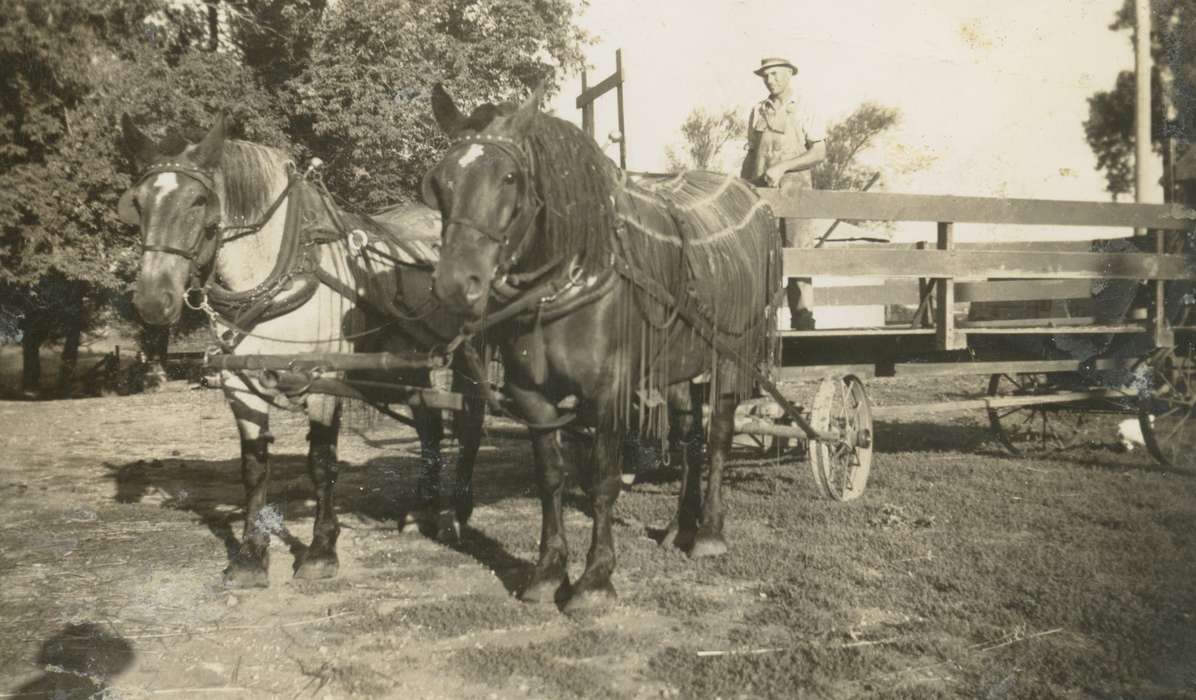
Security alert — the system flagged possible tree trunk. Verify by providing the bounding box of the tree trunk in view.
[59,317,82,393]
[20,321,44,396]
[206,0,219,51]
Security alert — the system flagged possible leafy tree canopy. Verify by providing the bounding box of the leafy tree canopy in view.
[287,0,587,208]
[812,102,899,191]
[1084,0,1194,199]
[0,0,588,389]
[665,107,745,173]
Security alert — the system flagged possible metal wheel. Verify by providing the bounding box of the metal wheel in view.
[1139,345,1196,467]
[808,375,873,501]
[986,373,1090,455]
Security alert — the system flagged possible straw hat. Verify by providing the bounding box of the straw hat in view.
[753,57,798,76]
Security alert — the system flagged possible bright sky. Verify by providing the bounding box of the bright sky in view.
[548,0,1158,236]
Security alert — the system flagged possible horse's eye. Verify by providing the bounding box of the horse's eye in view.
[195,194,208,208]
[502,172,517,185]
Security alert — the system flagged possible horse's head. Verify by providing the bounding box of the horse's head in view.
[423,85,544,318]
[120,115,226,325]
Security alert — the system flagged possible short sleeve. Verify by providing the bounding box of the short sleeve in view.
[799,98,826,144]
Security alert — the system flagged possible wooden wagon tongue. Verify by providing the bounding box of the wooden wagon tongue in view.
[206,350,444,373]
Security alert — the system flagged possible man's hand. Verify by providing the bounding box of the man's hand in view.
[763,164,787,187]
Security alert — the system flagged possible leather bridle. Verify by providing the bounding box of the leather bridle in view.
[431,133,544,280]
[119,162,223,274]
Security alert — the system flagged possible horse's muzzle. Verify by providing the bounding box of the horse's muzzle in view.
[133,286,181,326]
[432,257,491,319]
[134,252,189,325]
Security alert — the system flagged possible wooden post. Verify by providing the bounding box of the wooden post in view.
[580,70,594,139]
[1135,0,1153,209]
[915,241,930,328]
[615,49,627,169]
[1154,230,1175,347]
[575,50,626,165]
[935,222,964,350]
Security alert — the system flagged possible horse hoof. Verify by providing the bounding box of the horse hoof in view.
[223,562,269,589]
[519,577,567,605]
[564,581,617,614]
[661,526,695,552]
[294,554,339,580]
[689,533,728,558]
[435,518,461,545]
[398,510,436,537]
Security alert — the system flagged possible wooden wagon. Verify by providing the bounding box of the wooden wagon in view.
[740,188,1195,499]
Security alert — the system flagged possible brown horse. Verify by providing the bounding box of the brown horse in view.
[423,87,780,610]
[120,115,485,587]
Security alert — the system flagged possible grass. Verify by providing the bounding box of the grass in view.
[1,373,1192,698]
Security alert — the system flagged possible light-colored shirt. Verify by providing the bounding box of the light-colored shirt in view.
[742,93,825,185]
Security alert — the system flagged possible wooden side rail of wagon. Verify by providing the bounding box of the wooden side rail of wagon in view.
[741,189,1195,499]
[759,189,1194,351]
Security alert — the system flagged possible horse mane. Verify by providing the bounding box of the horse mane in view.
[516,113,619,273]
[216,140,292,223]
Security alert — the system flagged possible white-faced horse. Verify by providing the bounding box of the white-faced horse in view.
[120,115,484,587]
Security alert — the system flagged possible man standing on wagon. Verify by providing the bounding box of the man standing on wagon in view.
[741,56,826,331]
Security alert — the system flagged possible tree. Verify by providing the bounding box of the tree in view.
[0,0,293,394]
[0,0,154,393]
[812,102,900,191]
[665,107,745,173]
[1084,0,1195,199]
[284,0,588,209]
[665,101,901,190]
[0,0,588,394]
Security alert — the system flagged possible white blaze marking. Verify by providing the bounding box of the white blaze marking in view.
[151,173,179,198]
[457,144,485,167]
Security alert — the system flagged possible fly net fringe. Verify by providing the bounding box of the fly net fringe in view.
[518,112,779,435]
[522,116,619,274]
[615,170,780,435]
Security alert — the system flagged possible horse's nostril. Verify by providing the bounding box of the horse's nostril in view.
[463,275,484,302]
[161,290,177,313]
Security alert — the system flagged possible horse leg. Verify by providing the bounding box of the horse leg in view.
[450,366,485,533]
[564,423,624,612]
[501,382,569,603]
[295,395,341,579]
[691,392,736,558]
[662,382,704,551]
[399,404,444,536]
[222,373,274,588]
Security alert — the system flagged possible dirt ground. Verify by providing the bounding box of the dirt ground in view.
[1,377,1194,699]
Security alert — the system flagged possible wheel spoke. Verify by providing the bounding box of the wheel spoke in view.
[1162,403,1195,445]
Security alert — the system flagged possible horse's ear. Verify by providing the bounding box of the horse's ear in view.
[121,113,157,170]
[504,83,547,137]
[432,83,468,137]
[192,114,227,169]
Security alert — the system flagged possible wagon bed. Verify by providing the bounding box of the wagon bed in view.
[745,188,1195,496]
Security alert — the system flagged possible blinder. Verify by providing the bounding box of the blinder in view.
[435,133,543,272]
[120,162,223,265]
[119,162,221,228]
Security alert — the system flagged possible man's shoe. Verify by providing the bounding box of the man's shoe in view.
[790,310,816,331]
